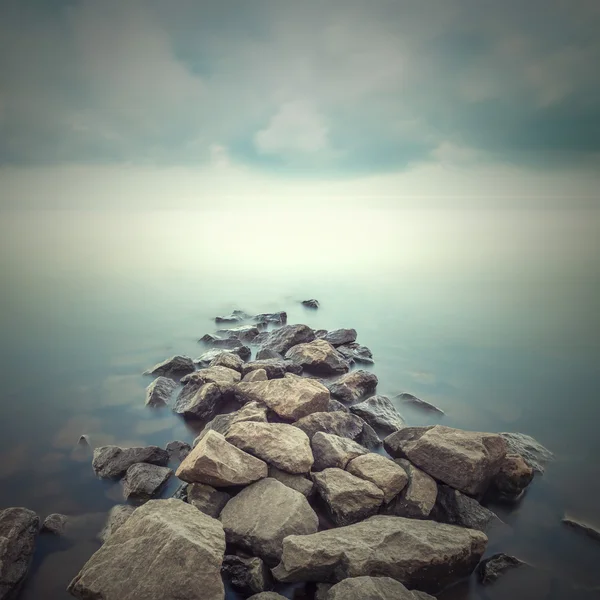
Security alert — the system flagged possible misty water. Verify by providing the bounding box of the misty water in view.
[1,206,599,599]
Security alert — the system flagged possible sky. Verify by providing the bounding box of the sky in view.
[1,0,600,209]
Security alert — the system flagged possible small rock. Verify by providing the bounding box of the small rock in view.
[144,355,195,378]
[180,366,241,387]
[41,513,68,535]
[199,335,245,350]
[499,432,553,474]
[253,311,287,325]
[336,343,374,365]
[346,454,409,503]
[215,312,247,324]
[241,359,295,379]
[258,324,315,355]
[328,370,378,403]
[222,555,271,596]
[322,328,357,347]
[122,463,172,502]
[166,440,191,461]
[209,352,245,372]
[350,395,405,434]
[98,505,135,543]
[326,576,417,599]
[77,435,91,447]
[294,411,380,449]
[302,299,319,309]
[173,382,223,420]
[382,459,437,519]
[396,392,444,415]
[194,401,269,445]
[477,553,526,585]
[491,453,534,500]
[243,368,268,382]
[188,483,231,518]
[145,376,177,407]
[562,514,600,542]
[267,466,314,497]
[92,445,169,480]
[216,325,260,343]
[285,339,350,375]
[311,432,368,471]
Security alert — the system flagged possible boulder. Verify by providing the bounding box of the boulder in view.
[347,454,409,503]
[322,328,357,347]
[199,335,245,350]
[336,343,374,365]
[326,576,417,599]
[226,422,314,474]
[240,359,297,379]
[194,347,250,367]
[477,553,526,585]
[176,430,268,487]
[194,401,269,445]
[215,311,248,323]
[328,370,378,403]
[327,398,350,413]
[180,365,241,387]
[562,514,600,542]
[382,459,437,519]
[491,453,534,500]
[122,463,172,502]
[499,432,553,474]
[384,426,507,496]
[220,478,319,566]
[313,468,384,526]
[166,440,191,461]
[396,392,444,415]
[69,499,225,600]
[350,395,405,434]
[272,515,487,592]
[144,355,195,378]
[173,382,223,420]
[98,505,135,543]
[41,513,68,535]
[251,332,271,346]
[92,445,169,479]
[255,348,284,360]
[294,412,380,449]
[302,299,319,309]
[253,311,287,325]
[222,555,271,596]
[248,594,287,600]
[243,368,268,382]
[0,507,39,600]
[145,376,177,407]
[209,351,245,372]
[258,324,315,355]
[188,483,231,518]
[216,325,261,343]
[236,377,329,421]
[311,432,368,471]
[268,466,314,497]
[285,339,350,375]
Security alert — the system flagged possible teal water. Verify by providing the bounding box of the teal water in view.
[0,207,599,598]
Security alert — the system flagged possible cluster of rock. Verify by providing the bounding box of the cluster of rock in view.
[2,308,564,600]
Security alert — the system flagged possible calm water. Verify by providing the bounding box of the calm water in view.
[1,207,599,599]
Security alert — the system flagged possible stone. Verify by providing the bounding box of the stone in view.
[177,366,241,411]
[350,395,405,434]
[327,398,350,413]
[222,555,271,596]
[253,311,287,324]
[220,478,319,566]
[122,463,172,502]
[176,430,268,487]
[243,368,268,382]
[255,348,284,360]
[144,355,195,378]
[477,553,526,585]
[0,507,39,600]
[337,343,374,365]
[347,453,409,503]
[145,376,177,407]
[68,499,225,600]
[41,513,68,535]
[499,432,553,474]
[166,440,191,461]
[384,425,507,496]
[173,382,223,419]
[194,346,251,367]
[294,411,380,449]
[248,594,287,600]
[241,359,291,379]
[328,370,378,403]
[272,515,487,592]
[382,459,437,519]
[236,377,329,421]
[396,392,444,415]
[92,445,169,479]
[315,583,332,599]
[215,311,247,323]
[194,401,269,445]
[188,483,231,518]
[98,505,135,543]
[251,332,271,346]
[209,351,244,372]
[268,466,314,497]
[199,335,245,350]
[285,339,350,375]
[258,323,315,355]
[492,453,534,500]
[180,365,241,387]
[562,514,600,542]
[327,576,417,599]
[216,325,261,343]
[322,328,357,347]
[226,422,314,474]
[39,513,106,541]
[302,299,319,309]
[311,432,368,471]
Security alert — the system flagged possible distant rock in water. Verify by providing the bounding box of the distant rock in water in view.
[215,310,249,324]
[336,343,374,365]
[195,346,251,366]
[301,299,319,309]
[477,553,526,585]
[562,514,600,542]
[198,334,245,350]
[500,432,554,474]
[216,325,260,343]
[259,324,315,355]
[253,311,287,325]
[322,328,357,347]
[396,392,445,415]
[144,355,195,378]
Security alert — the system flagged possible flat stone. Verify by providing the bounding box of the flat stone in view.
[396,392,444,415]
[336,343,374,365]
[194,401,269,445]
[40,513,107,541]
[268,466,314,497]
[144,355,195,378]
[350,395,405,434]
[173,382,223,419]
[92,445,169,479]
[327,576,417,599]
[222,555,271,596]
[328,370,378,403]
[145,376,177,407]
[209,352,245,372]
[122,463,172,502]
[98,505,135,543]
[313,468,384,526]
[220,478,319,566]
[311,432,369,470]
[258,324,315,355]
[188,483,231,518]
[499,432,553,474]
[243,368,268,382]
[491,453,534,500]
[322,328,357,347]
[285,339,350,375]
[302,299,319,309]
[477,553,526,585]
[68,499,225,600]
[347,453,409,503]
[562,514,600,542]
[166,440,191,461]
[382,459,437,519]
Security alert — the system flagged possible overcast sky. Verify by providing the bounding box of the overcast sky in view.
[1,0,599,208]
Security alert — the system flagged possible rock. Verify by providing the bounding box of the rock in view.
[248,594,287,600]
[294,411,381,449]
[166,440,191,461]
[122,463,172,502]
[0,507,39,600]
[180,365,242,387]
[145,376,177,407]
[92,445,170,479]
[396,392,444,415]
[315,583,332,599]
[477,553,526,585]
[77,434,91,447]
[326,576,417,599]
[384,426,507,496]
[562,514,600,542]
[328,370,378,403]
[311,432,368,470]
[209,351,244,372]
[302,299,319,309]
[346,454,409,503]
[226,422,314,474]
[173,382,223,419]
[336,343,374,365]
[327,398,350,413]
[188,483,231,518]
[259,324,315,355]
[268,466,314,497]
[285,339,350,375]
[253,311,287,324]
[491,453,534,500]
[222,555,271,595]
[40,513,106,541]
[243,368,268,382]
[499,432,553,474]
[255,348,283,360]
[220,478,318,566]
[199,334,245,350]
[241,359,291,379]
[68,499,225,600]
[350,395,405,434]
[195,346,251,366]
[236,377,329,421]
[216,325,260,343]
[251,332,271,346]
[194,401,269,445]
[273,515,487,591]
[322,328,357,347]
[215,311,248,323]
[176,430,268,487]
[41,513,68,535]
[144,355,195,378]
[98,505,135,543]
[382,459,437,519]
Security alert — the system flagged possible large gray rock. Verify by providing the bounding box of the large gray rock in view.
[226,422,314,474]
[0,507,39,600]
[173,382,223,419]
[236,376,330,421]
[322,328,357,347]
[346,454,408,503]
[328,370,378,403]
[98,505,135,543]
[166,440,191,461]
[396,392,444,415]
[499,432,553,474]
[243,368,268,382]
[188,483,231,518]
[382,459,437,519]
[384,426,507,496]
[145,376,177,407]
[241,359,288,379]
[313,468,384,526]
[92,445,169,479]
[253,311,287,325]
[285,339,349,375]
[350,395,405,434]
[220,478,319,566]
[272,515,487,592]
[268,466,314,497]
[122,463,173,502]
[144,355,195,378]
[209,351,245,372]
[176,430,268,487]
[293,411,380,449]
[476,553,526,585]
[259,324,315,355]
[255,348,283,360]
[326,576,417,600]
[311,432,368,471]
[180,365,241,388]
[222,555,271,596]
[336,343,374,365]
[195,346,251,367]
[194,401,269,445]
[216,325,261,343]
[491,453,534,500]
[215,310,248,324]
[302,299,319,309]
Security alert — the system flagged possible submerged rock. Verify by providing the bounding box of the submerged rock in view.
[311,431,368,471]
[327,576,418,600]
[122,463,172,502]
[499,432,553,474]
[350,395,405,434]
[336,343,374,365]
[220,478,319,566]
[243,368,268,382]
[396,392,444,415]
[285,339,350,375]
[382,459,437,519]
[41,513,69,535]
[144,355,195,378]
[166,440,191,461]
[173,382,223,420]
[477,553,526,585]
[322,328,357,347]
[98,505,135,543]
[294,411,380,449]
[328,370,378,403]
[68,499,226,600]
[92,445,169,479]
[145,376,177,407]
[268,466,314,497]
[302,299,319,309]
[491,453,534,500]
[562,514,600,542]
[222,555,271,596]
[346,453,409,503]
[188,483,230,518]
[258,324,315,355]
